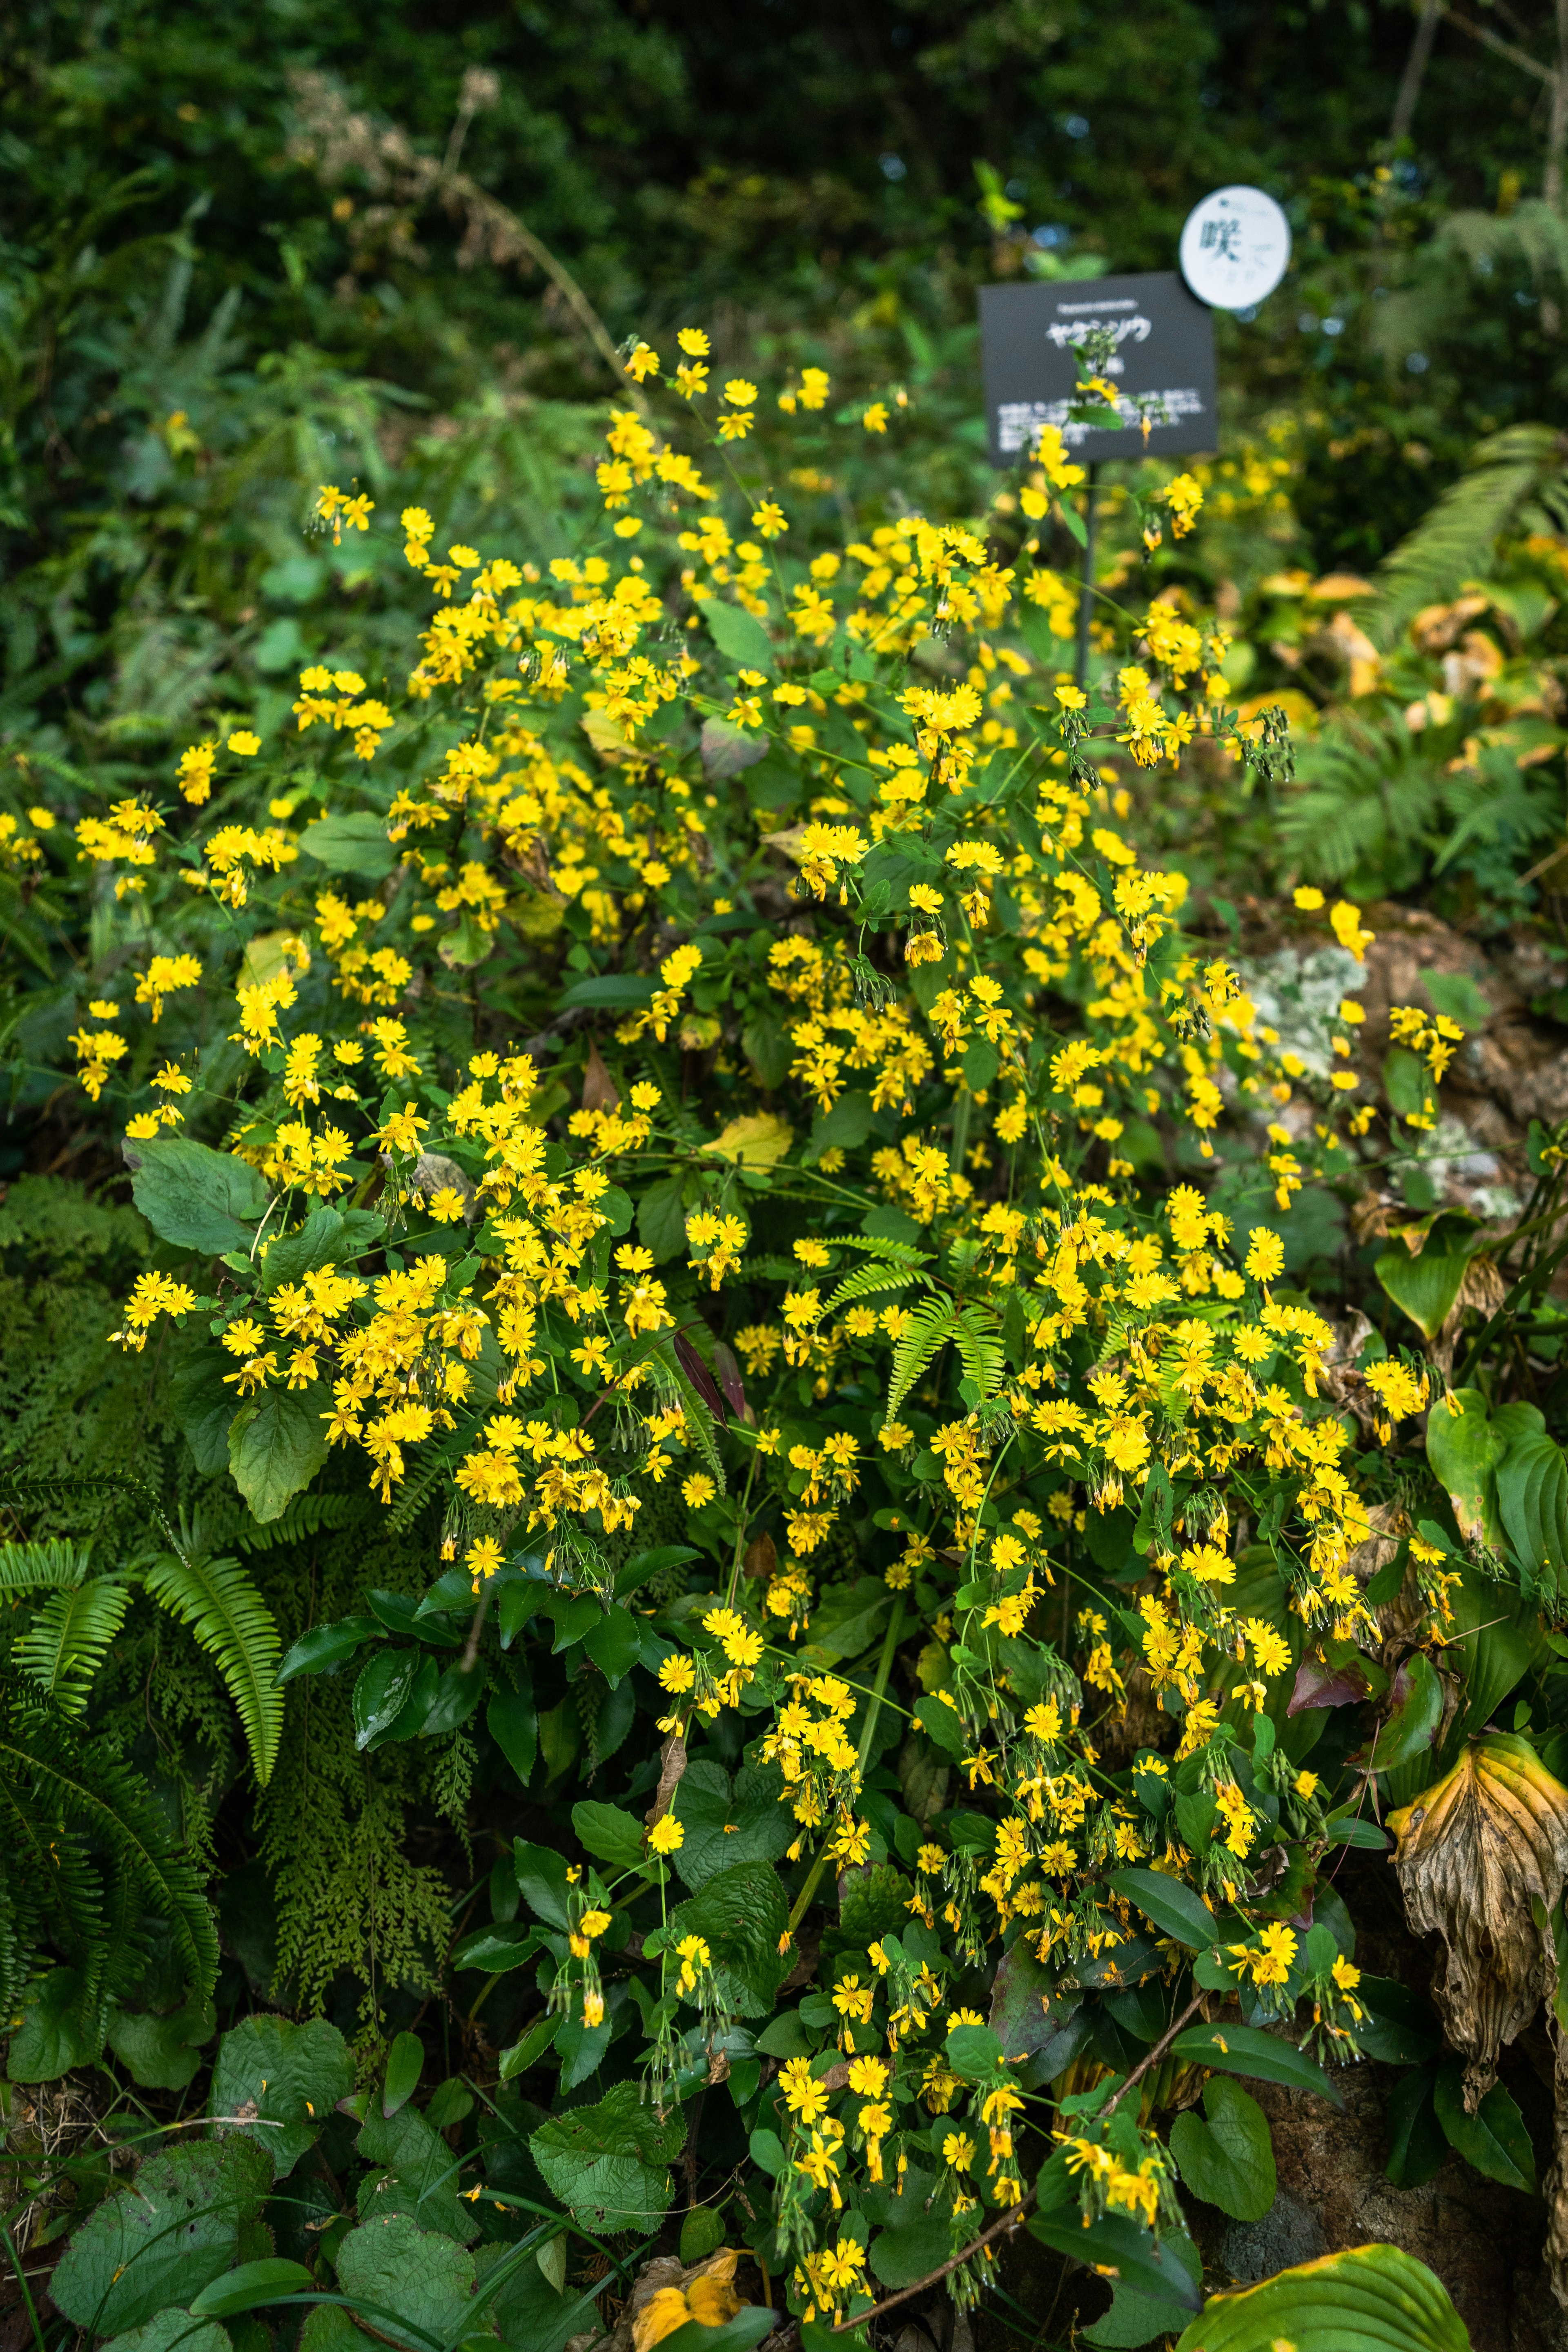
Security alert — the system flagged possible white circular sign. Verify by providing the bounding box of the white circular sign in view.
[1179,185,1292,310]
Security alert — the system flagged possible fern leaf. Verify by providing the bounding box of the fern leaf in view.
[646,1337,725,1480]
[822,1263,923,1317]
[1372,425,1566,647]
[0,1539,89,1592]
[0,1683,218,2004]
[234,1491,374,1555]
[887,1295,959,1422]
[15,1579,132,1716]
[830,1235,932,1267]
[143,1552,285,1786]
[951,1306,1006,1402]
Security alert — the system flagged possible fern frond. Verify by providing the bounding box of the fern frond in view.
[15,1578,132,1716]
[645,1337,724,1479]
[1372,425,1566,647]
[887,1295,959,1422]
[0,1679,218,2010]
[830,1235,932,1267]
[822,1263,924,1317]
[0,1539,89,1592]
[233,1491,374,1555]
[387,1420,472,1533]
[143,1552,285,1786]
[951,1306,1006,1401]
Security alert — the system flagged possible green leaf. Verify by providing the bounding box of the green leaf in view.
[334,2214,478,2350]
[354,1650,417,1748]
[806,1089,873,1163]
[145,1550,285,1784]
[913,1694,967,1754]
[1376,1242,1470,1341]
[259,1204,381,1292]
[209,2015,354,2178]
[384,2029,425,2117]
[1029,2207,1200,2313]
[657,2314,777,2352]
[1384,2064,1446,2189]
[50,2138,273,2336]
[572,1800,648,1871]
[1425,1388,1505,1545]
[190,2260,314,2317]
[126,1135,269,1255]
[704,597,775,670]
[298,810,396,878]
[582,1602,641,1686]
[945,2021,1004,2080]
[172,1346,238,1475]
[451,1922,541,1974]
[9,1965,100,2079]
[355,2102,479,2244]
[869,2201,953,2288]
[100,2314,232,2352]
[488,1677,537,1786]
[1083,2230,1203,2348]
[1107,1867,1219,1952]
[670,1758,795,1889]
[1433,2058,1535,2190]
[1170,2023,1343,2108]
[227,1387,330,1526]
[277,1615,380,1681]
[1359,1652,1444,1773]
[637,1174,689,1263]
[1168,2077,1276,2221]
[1172,2243,1469,2352]
[514,1838,573,1929]
[666,1859,789,2015]
[106,1993,216,2090]
[1495,1421,1568,1595]
[529,2078,684,2233]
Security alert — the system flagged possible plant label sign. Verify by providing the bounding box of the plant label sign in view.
[978,272,1217,466]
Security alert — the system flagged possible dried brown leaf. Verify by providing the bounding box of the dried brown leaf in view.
[1389,1735,1568,2108]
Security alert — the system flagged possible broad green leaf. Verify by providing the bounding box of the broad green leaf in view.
[126,1135,269,1254]
[228,1386,330,1524]
[1495,1421,1568,1596]
[1425,1388,1505,1546]
[353,1650,418,1748]
[665,1860,789,2015]
[334,2214,478,2350]
[1359,1652,1443,1773]
[1173,2243,1469,2352]
[945,2021,1005,2080]
[190,2260,314,2317]
[1171,2022,1343,2107]
[356,2101,479,2243]
[383,2029,424,2116]
[472,2240,601,2352]
[582,1601,641,1686]
[1168,2077,1276,2220]
[259,1204,382,1292]
[451,1922,541,1974]
[869,2202,953,2288]
[1377,1243,1470,1340]
[8,1965,100,2080]
[1029,2206,1200,2313]
[704,597,775,670]
[171,1345,237,1475]
[572,1799,648,1871]
[209,2015,354,2178]
[1083,2234,1203,2348]
[278,1615,380,1681]
[1384,2064,1446,2189]
[106,1993,215,2091]
[637,1174,688,1263]
[513,1838,572,1929]
[487,1675,538,1786]
[1433,2058,1535,2191]
[529,2079,684,2233]
[670,1758,795,1889]
[1107,1867,1219,1951]
[101,2314,233,2352]
[298,809,395,877]
[913,1693,967,1754]
[50,2139,272,2336]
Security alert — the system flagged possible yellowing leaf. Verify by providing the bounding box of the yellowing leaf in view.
[631,2287,696,2352]
[706,1114,793,1168]
[1389,1732,1568,2106]
[686,2273,742,2324]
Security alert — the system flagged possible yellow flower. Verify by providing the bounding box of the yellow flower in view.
[647,1816,684,1855]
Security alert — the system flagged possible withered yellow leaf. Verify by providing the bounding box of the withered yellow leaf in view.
[630,2287,697,2352]
[1390,1733,1568,2107]
[705,1112,793,1168]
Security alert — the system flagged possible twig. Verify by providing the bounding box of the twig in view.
[832,1989,1209,2333]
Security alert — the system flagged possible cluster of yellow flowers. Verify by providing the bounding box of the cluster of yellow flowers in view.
[50,325,1432,2329]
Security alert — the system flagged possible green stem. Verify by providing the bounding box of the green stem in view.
[786,1594,906,1931]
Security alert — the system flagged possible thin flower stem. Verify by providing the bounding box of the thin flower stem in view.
[787,1594,905,1931]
